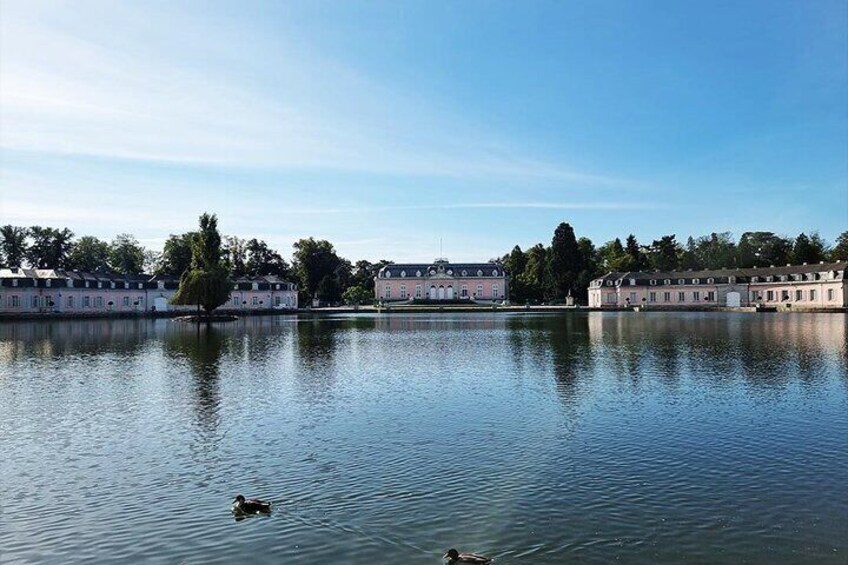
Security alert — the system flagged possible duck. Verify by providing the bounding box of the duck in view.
[443,548,492,564]
[232,494,272,515]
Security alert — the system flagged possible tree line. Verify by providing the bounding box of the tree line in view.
[1,221,846,306]
[503,227,847,304]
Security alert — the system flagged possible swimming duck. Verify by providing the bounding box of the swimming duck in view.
[232,494,272,514]
[443,548,492,564]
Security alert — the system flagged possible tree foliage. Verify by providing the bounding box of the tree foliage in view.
[26,226,74,269]
[158,232,197,276]
[171,213,231,315]
[832,231,848,262]
[66,236,111,272]
[109,233,145,274]
[0,225,29,267]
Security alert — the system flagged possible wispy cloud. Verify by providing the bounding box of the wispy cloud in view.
[0,1,644,188]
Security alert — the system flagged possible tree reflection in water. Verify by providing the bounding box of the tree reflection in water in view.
[163,325,225,443]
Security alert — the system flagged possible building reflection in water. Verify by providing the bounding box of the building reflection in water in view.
[586,312,847,390]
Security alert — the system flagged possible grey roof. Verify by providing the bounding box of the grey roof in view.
[378,259,506,278]
[594,262,847,285]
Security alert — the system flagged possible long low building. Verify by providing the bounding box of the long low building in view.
[375,258,508,303]
[0,268,298,315]
[588,262,848,309]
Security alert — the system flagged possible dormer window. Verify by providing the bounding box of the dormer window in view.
[385,271,391,278]
[606,280,613,286]
[752,276,759,282]
[462,270,467,276]
[46,279,52,287]
[400,270,406,277]
[492,269,498,276]
[707,278,714,284]
[98,282,102,288]
[650,279,656,285]
[678,279,685,285]
[138,283,143,289]
[477,270,483,276]
[447,270,453,275]
[693,278,700,284]
[766,276,773,282]
[729,276,736,284]
[664,279,671,285]
[416,270,422,277]
[275,284,281,290]
[629,278,636,286]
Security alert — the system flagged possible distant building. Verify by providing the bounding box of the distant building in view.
[0,268,298,315]
[375,259,508,303]
[588,262,848,309]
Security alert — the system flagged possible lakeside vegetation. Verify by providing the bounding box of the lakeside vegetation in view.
[1,221,846,306]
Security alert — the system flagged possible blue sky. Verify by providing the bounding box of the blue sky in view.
[1,0,845,262]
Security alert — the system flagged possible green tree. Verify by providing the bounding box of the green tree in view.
[624,234,648,271]
[548,222,581,299]
[223,236,248,277]
[0,225,29,267]
[503,245,528,302]
[26,226,74,268]
[245,238,291,278]
[598,238,628,272]
[831,231,848,261]
[790,232,828,265]
[171,213,232,317]
[109,233,145,273]
[66,236,111,271]
[292,238,349,304]
[342,285,372,305]
[574,236,598,304]
[737,232,791,267]
[158,232,197,276]
[648,235,681,271]
[520,243,548,303]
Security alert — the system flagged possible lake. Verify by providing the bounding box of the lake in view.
[0,313,846,564]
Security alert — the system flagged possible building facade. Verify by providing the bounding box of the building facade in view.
[375,259,508,303]
[588,262,848,309]
[0,268,298,315]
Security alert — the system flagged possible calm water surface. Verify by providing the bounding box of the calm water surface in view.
[0,313,846,564]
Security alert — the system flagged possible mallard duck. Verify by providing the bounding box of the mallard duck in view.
[232,494,272,514]
[443,548,492,564]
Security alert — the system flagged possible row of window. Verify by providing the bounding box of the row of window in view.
[607,291,718,304]
[604,288,838,304]
[602,277,723,287]
[384,284,501,299]
[5,295,146,308]
[228,295,295,306]
[753,289,835,302]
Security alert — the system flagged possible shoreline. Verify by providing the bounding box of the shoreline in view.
[1,304,846,322]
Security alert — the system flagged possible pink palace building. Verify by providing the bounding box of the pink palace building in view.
[0,268,298,315]
[375,259,508,303]
[588,261,848,310]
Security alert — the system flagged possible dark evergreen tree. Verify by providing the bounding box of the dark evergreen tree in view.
[647,235,681,271]
[831,231,848,262]
[548,222,581,299]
